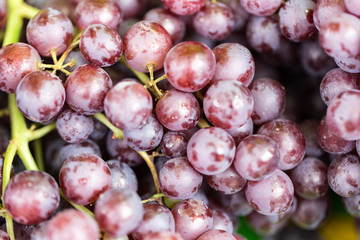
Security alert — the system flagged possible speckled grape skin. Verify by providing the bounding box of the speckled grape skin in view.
[172,199,213,240]
[249,78,286,125]
[132,203,175,240]
[245,169,294,216]
[342,194,360,217]
[335,55,360,74]
[313,0,346,30]
[104,80,153,131]
[123,20,172,72]
[74,0,123,30]
[113,0,142,19]
[56,109,94,143]
[328,154,360,197]
[144,8,186,44]
[16,71,65,123]
[257,119,306,171]
[240,0,282,16]
[156,89,200,131]
[326,90,360,140]
[204,80,254,130]
[4,171,59,225]
[95,188,143,237]
[45,209,100,240]
[205,166,246,194]
[59,153,111,205]
[211,43,255,86]
[193,2,235,41]
[26,8,74,56]
[316,117,355,154]
[320,68,360,105]
[234,134,280,181]
[80,24,123,67]
[0,43,41,93]
[319,13,360,59]
[65,64,112,115]
[159,156,203,200]
[160,131,188,158]
[278,0,316,42]
[107,160,138,192]
[162,0,205,15]
[143,231,184,240]
[164,41,216,92]
[212,208,233,233]
[59,139,101,164]
[289,157,329,200]
[226,118,253,145]
[197,229,237,240]
[187,127,236,175]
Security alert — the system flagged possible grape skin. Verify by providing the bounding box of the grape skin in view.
[240,0,282,16]
[335,55,360,74]
[197,229,237,240]
[143,231,184,240]
[107,160,138,192]
[205,166,246,194]
[162,0,205,15]
[160,131,188,158]
[313,0,346,30]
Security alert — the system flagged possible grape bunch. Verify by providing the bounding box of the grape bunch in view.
[0,0,359,239]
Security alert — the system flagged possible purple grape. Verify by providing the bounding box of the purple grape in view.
[225,118,253,146]
[162,0,205,15]
[0,43,41,93]
[79,24,123,67]
[164,41,215,92]
[59,153,111,205]
[327,154,360,197]
[107,160,138,192]
[313,0,346,30]
[342,194,360,217]
[0,230,9,240]
[90,119,107,141]
[187,127,236,175]
[246,211,288,236]
[113,0,142,19]
[123,20,172,72]
[74,0,123,30]
[160,131,188,158]
[65,64,112,115]
[94,188,143,237]
[123,114,163,151]
[16,71,65,123]
[211,42,255,87]
[204,80,254,130]
[344,0,360,16]
[143,231,184,240]
[172,199,213,240]
[156,89,200,131]
[335,55,360,73]
[219,190,253,216]
[59,139,101,165]
[197,229,237,240]
[219,0,249,31]
[240,0,282,16]
[245,169,294,216]
[26,7,74,56]
[4,171,59,225]
[159,156,203,199]
[212,208,234,233]
[132,203,175,240]
[205,166,246,194]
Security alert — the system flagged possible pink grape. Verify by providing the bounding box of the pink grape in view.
[313,0,346,30]
[162,0,205,15]
[107,160,138,192]
[197,229,237,240]
[335,55,360,73]
[113,0,142,19]
[240,0,282,16]
[143,231,184,240]
[212,208,234,233]
[205,166,246,194]
[160,131,188,158]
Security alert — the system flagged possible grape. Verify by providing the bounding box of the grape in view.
[4,171,59,225]
[16,71,65,123]
[132,203,175,240]
[246,211,288,236]
[240,0,282,16]
[113,0,142,19]
[233,234,247,240]
[319,13,360,59]
[211,43,255,86]
[56,108,94,143]
[65,64,112,115]
[104,80,153,130]
[59,153,111,205]
[172,199,213,240]
[159,156,203,199]
[58,139,101,165]
[245,169,294,216]
[326,89,360,140]
[123,20,172,72]
[335,54,360,74]
[160,131,188,158]
[193,2,235,41]
[320,68,360,105]
[313,0,346,30]
[205,166,246,195]
[31,221,47,240]
[0,230,9,240]
[0,42,41,93]
[342,194,360,217]
[123,114,163,151]
[143,231,184,240]
[219,190,253,216]
[225,118,253,145]
[79,24,123,67]
[257,119,306,171]
[107,160,138,192]
[219,0,249,31]
[90,119,107,141]
[249,78,286,125]
[162,0,205,15]
[211,208,234,233]
[144,7,186,44]
[0,0,6,29]
[300,119,323,157]
[164,41,215,92]
[94,188,143,237]
[26,7,74,56]
[327,154,360,197]
[74,0,123,30]
[197,229,237,240]
[234,134,279,181]
[155,89,200,131]
[316,117,355,154]
[278,0,316,42]
[203,80,254,130]
[45,209,100,240]
[187,127,236,175]
[344,0,360,16]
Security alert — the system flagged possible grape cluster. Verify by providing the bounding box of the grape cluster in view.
[0,0,360,239]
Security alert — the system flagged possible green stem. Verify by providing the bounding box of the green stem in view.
[2,141,17,197]
[59,189,95,218]
[17,141,39,171]
[120,56,150,85]
[93,113,123,139]
[5,214,14,240]
[18,2,39,19]
[28,122,56,141]
[33,139,44,171]
[3,0,23,46]
[137,151,160,194]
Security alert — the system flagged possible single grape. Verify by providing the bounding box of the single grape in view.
[240,0,282,16]
[113,0,142,19]
[0,230,9,240]
[107,160,138,192]
[197,229,237,240]
[143,231,184,240]
[205,166,246,194]
[225,118,253,145]
[212,208,234,233]
[342,194,360,217]
[90,119,108,141]
[335,55,360,73]
[160,131,188,158]
[162,0,205,15]
[246,210,288,236]
[219,0,249,31]
[313,0,346,30]
[58,139,101,166]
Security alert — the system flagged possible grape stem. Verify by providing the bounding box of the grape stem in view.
[154,74,167,84]
[33,139,45,171]
[141,193,166,204]
[137,151,161,196]
[146,63,164,99]
[59,189,95,218]
[197,115,211,128]
[93,113,123,139]
[18,2,39,19]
